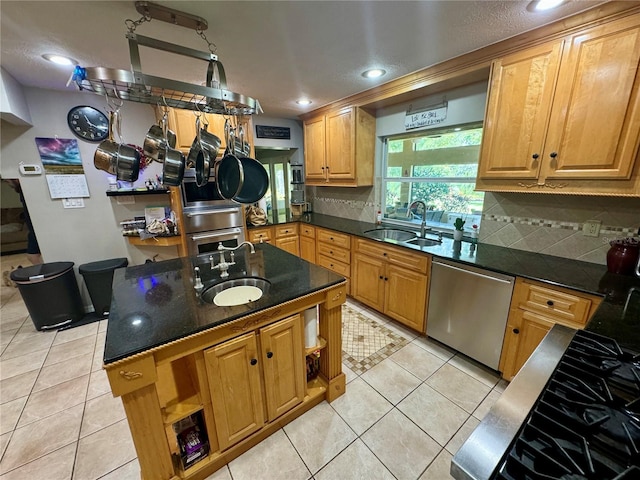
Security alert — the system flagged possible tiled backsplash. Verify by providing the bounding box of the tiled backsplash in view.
[480,193,640,265]
[307,186,377,223]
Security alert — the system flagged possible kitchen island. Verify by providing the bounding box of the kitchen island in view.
[103,243,347,480]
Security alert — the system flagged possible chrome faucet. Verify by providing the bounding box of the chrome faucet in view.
[212,241,256,278]
[193,266,204,292]
[407,200,428,238]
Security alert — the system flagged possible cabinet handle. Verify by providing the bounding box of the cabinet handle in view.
[330,237,334,241]
[532,153,539,160]
[250,358,258,366]
[547,300,554,306]
[382,252,387,256]
[549,152,558,159]
[379,275,383,279]
[330,250,333,254]
[266,351,273,359]
[384,277,388,281]
[513,328,520,334]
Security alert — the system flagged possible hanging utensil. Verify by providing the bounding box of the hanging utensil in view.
[231,125,268,203]
[143,109,176,161]
[215,120,244,199]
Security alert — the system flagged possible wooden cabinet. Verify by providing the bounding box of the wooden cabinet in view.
[499,278,602,380]
[205,315,305,451]
[299,225,316,263]
[352,238,430,332]
[316,228,351,293]
[274,224,300,256]
[162,107,254,158]
[477,13,640,195]
[303,107,375,187]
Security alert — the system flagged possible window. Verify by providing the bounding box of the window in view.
[382,122,484,231]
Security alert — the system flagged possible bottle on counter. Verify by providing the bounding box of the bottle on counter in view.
[376,210,382,225]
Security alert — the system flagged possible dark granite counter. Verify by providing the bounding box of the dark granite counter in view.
[253,212,640,351]
[104,243,344,364]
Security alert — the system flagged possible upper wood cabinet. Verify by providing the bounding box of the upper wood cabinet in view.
[476,13,640,195]
[303,107,375,187]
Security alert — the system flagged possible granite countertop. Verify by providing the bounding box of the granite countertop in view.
[255,212,640,351]
[104,243,344,364]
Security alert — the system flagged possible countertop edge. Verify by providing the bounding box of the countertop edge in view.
[450,324,576,480]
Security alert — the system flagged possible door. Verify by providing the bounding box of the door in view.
[511,310,554,378]
[260,315,305,421]
[352,253,385,311]
[304,116,327,181]
[299,235,316,263]
[325,108,356,181]
[385,264,428,332]
[205,333,265,451]
[479,40,564,180]
[542,16,640,180]
[275,236,300,256]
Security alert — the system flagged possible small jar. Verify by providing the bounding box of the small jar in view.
[606,239,640,275]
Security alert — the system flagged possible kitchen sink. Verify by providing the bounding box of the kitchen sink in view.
[363,228,417,242]
[405,237,442,247]
[201,277,270,306]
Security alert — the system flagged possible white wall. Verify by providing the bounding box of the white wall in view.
[1,87,179,307]
[252,115,304,164]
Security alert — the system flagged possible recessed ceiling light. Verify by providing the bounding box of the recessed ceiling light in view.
[362,68,386,79]
[42,53,78,66]
[528,0,565,12]
[296,99,312,106]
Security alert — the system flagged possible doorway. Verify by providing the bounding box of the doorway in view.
[254,148,297,218]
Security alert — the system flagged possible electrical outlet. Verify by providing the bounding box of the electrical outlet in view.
[63,198,85,209]
[582,220,601,237]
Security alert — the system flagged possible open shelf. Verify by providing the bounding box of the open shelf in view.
[106,189,170,196]
[162,395,203,426]
[304,336,327,356]
[126,235,182,247]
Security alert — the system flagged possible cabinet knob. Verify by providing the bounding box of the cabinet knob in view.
[532,153,539,160]
[330,250,333,254]
[382,252,387,256]
[379,275,383,279]
[546,300,554,306]
[250,358,257,366]
[549,152,558,158]
[513,328,520,334]
[384,277,388,281]
[266,351,274,359]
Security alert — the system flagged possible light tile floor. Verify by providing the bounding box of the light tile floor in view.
[0,253,508,480]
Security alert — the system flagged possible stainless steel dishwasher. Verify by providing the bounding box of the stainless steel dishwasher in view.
[427,259,515,370]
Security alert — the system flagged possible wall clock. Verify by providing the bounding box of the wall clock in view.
[67,105,109,142]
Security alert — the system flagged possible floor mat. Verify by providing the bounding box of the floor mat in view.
[342,304,409,374]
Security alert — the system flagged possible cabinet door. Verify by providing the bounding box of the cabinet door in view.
[204,333,264,451]
[352,253,385,311]
[168,108,199,154]
[299,235,316,263]
[542,15,640,180]
[325,108,356,181]
[275,236,300,256]
[260,315,305,421]
[479,40,564,180]
[304,116,327,182]
[510,309,555,380]
[385,264,428,332]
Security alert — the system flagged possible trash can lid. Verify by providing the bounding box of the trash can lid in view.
[79,258,129,275]
[9,261,75,282]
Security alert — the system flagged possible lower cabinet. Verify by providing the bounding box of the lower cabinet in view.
[499,278,602,380]
[274,224,300,256]
[299,225,316,263]
[204,314,305,451]
[352,238,430,332]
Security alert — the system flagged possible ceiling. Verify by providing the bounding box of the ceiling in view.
[1,0,608,119]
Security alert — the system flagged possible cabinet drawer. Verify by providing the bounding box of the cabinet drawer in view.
[317,255,350,277]
[248,228,273,243]
[519,282,593,325]
[275,224,298,237]
[317,244,350,264]
[354,238,428,274]
[317,229,350,249]
[300,225,315,238]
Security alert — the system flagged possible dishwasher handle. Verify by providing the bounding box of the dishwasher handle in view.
[433,260,513,285]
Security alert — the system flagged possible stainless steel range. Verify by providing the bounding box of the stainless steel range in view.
[453,325,640,479]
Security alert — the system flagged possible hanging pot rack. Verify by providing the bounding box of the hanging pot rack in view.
[72,1,262,115]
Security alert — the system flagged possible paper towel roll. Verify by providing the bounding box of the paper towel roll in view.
[304,307,318,348]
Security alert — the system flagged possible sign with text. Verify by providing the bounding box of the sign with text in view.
[255,125,291,140]
[405,106,447,130]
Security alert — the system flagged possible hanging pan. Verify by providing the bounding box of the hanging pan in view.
[230,126,268,204]
[215,120,244,199]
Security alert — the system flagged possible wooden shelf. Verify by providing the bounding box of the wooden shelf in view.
[305,376,327,399]
[107,189,170,197]
[305,336,327,356]
[162,395,203,426]
[126,235,182,247]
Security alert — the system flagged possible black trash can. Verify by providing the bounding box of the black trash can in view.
[79,258,128,318]
[10,262,84,330]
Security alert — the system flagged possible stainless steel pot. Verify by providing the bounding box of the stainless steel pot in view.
[94,111,119,175]
[94,110,140,181]
[188,116,221,187]
[161,146,185,186]
[143,112,176,161]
